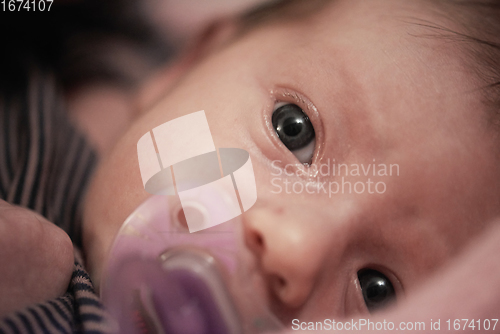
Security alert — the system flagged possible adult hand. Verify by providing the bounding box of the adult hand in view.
[0,200,74,317]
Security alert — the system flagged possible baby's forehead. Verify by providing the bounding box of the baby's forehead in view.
[232,0,456,61]
[236,0,429,34]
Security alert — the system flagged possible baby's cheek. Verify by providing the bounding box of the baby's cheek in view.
[82,129,150,287]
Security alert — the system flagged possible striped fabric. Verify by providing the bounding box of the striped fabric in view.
[0,71,112,333]
[0,251,114,334]
[0,70,95,247]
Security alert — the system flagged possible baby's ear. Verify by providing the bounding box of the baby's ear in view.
[137,19,238,111]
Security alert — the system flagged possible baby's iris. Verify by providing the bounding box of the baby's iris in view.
[358,269,396,312]
[272,103,316,164]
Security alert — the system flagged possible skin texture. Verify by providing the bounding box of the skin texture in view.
[283,221,500,333]
[83,0,500,326]
[0,200,74,317]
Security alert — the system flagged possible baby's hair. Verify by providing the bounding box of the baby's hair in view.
[236,0,500,128]
[412,0,500,129]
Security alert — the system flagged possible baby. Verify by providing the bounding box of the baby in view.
[2,0,500,332]
[83,0,500,326]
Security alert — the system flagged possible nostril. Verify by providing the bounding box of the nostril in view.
[270,275,286,290]
[276,276,286,289]
[255,234,264,248]
[270,275,288,299]
[246,228,266,255]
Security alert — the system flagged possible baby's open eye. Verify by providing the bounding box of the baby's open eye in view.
[271,103,316,164]
[358,269,396,312]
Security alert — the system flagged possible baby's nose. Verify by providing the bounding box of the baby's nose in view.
[243,207,327,308]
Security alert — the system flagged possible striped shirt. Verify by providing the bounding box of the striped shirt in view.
[0,71,112,334]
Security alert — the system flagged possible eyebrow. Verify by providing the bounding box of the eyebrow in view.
[235,0,332,37]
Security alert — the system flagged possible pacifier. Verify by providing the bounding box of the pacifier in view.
[101,111,283,333]
[101,195,283,334]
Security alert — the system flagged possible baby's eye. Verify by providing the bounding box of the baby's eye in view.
[357,269,396,312]
[271,103,316,164]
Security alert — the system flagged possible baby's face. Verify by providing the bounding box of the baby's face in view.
[83,0,500,323]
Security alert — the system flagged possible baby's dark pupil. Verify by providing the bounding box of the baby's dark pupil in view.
[365,279,389,303]
[271,104,315,151]
[283,118,303,137]
[358,269,395,312]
